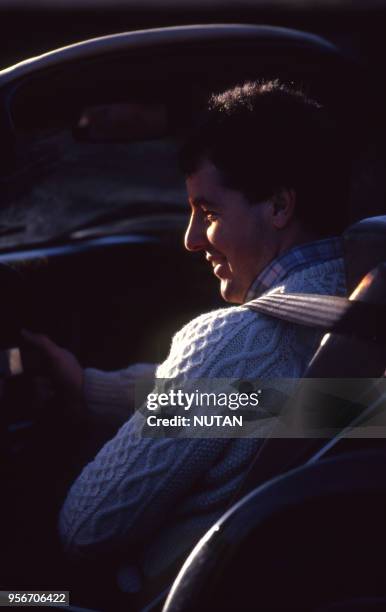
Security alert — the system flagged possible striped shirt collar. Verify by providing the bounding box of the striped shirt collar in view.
[245,237,344,302]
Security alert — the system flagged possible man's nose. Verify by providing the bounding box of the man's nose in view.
[184,213,208,252]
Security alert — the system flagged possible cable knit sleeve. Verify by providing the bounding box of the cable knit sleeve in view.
[84,363,157,426]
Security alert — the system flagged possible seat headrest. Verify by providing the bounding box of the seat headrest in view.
[343,215,386,293]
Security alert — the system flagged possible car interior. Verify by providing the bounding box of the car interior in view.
[0,12,385,612]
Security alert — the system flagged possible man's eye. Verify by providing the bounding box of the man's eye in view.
[203,211,218,222]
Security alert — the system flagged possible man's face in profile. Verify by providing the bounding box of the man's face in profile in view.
[184,159,277,304]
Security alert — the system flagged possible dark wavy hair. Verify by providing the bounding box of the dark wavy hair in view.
[180,80,349,237]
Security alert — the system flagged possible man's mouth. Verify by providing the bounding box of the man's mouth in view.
[206,254,231,279]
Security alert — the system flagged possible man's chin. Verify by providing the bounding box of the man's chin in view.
[220,279,243,304]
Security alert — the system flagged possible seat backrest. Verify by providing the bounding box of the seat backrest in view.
[344,215,386,293]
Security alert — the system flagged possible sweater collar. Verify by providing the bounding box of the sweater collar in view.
[245,237,344,302]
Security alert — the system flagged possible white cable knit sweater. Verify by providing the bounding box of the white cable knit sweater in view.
[59,255,346,588]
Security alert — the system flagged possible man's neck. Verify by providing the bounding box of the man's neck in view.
[275,225,321,260]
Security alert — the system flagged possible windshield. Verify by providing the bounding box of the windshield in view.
[0,127,186,250]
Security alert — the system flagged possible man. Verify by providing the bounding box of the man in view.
[24,80,348,591]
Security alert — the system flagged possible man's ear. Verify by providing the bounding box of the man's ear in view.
[271,188,296,229]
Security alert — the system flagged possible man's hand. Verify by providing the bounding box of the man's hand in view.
[21,330,84,403]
